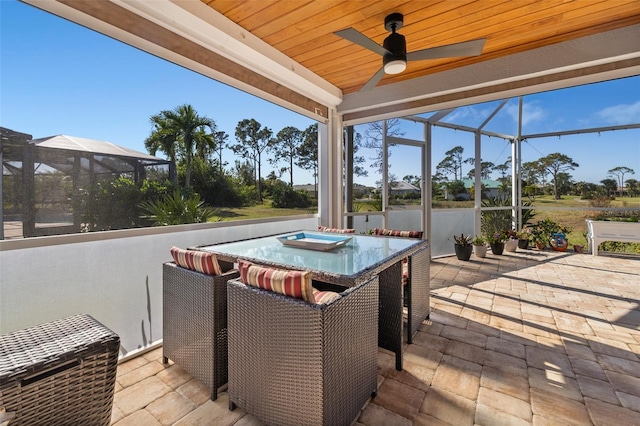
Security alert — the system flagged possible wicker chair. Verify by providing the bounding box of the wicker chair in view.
[227,277,379,426]
[162,260,239,401]
[373,228,430,367]
[0,314,120,426]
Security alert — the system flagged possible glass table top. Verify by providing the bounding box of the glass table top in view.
[199,231,425,277]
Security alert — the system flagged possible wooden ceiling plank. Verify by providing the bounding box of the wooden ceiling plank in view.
[297,0,516,71]
[262,1,381,47]
[246,1,343,39]
[199,0,640,95]
[387,15,640,90]
[329,0,637,89]
[282,0,428,59]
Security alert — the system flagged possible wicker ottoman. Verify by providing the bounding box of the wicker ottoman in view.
[0,314,120,426]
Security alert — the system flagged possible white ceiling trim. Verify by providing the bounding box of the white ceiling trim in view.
[112,0,342,108]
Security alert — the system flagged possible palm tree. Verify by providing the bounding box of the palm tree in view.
[145,104,215,187]
[145,115,179,184]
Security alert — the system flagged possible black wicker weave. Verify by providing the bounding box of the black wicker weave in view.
[0,314,120,426]
[227,277,379,426]
[406,245,430,344]
[162,261,239,401]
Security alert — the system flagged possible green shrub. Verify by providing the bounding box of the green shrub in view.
[481,195,536,236]
[271,182,312,208]
[139,190,219,225]
[76,177,144,231]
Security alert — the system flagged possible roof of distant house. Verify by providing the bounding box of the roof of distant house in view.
[390,181,420,191]
[31,134,164,162]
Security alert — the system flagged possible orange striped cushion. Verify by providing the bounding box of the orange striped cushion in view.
[238,260,314,303]
[170,246,222,275]
[373,228,423,239]
[317,226,356,234]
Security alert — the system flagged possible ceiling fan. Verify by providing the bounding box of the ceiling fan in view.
[334,13,486,91]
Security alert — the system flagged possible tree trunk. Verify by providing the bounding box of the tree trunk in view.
[289,157,294,186]
[257,153,263,202]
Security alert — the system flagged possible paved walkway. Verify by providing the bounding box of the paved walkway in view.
[111,249,640,425]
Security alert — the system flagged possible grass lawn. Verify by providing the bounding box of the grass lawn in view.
[215,200,316,221]
[214,196,639,253]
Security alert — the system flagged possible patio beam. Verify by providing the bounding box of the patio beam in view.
[24,0,333,122]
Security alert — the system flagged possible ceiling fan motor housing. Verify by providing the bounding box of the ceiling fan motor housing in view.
[383,32,407,74]
[383,13,407,74]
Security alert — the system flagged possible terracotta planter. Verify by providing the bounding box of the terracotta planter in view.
[454,244,473,261]
[473,244,487,258]
[573,244,584,253]
[535,242,546,250]
[505,239,518,252]
[490,242,504,255]
[517,239,529,249]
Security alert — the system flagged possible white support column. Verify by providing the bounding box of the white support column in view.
[382,120,389,228]
[424,123,432,247]
[514,96,524,229]
[474,130,482,236]
[318,109,343,228]
[511,140,517,230]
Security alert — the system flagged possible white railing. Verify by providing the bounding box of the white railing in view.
[346,208,475,258]
[0,215,318,359]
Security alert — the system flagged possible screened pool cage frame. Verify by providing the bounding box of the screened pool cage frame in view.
[343,96,640,247]
[1,127,172,239]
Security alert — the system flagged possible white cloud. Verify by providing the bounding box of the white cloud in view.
[504,101,546,126]
[596,100,640,125]
[444,105,494,123]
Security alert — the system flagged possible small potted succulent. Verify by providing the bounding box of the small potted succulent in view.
[472,235,487,258]
[516,228,532,249]
[452,233,473,261]
[486,231,507,255]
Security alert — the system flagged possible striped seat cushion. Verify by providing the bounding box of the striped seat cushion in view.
[402,260,409,287]
[317,226,356,234]
[373,228,423,239]
[312,288,341,305]
[238,260,315,303]
[170,246,222,275]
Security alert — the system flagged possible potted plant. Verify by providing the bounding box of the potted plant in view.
[550,226,572,251]
[504,229,518,252]
[486,231,506,255]
[530,218,556,250]
[472,235,487,258]
[452,233,473,261]
[516,228,532,249]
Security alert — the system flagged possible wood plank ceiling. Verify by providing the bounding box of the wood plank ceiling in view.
[202,0,640,94]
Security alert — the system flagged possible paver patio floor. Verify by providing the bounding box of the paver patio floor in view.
[111,249,640,425]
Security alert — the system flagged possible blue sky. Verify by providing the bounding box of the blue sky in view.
[2,0,639,188]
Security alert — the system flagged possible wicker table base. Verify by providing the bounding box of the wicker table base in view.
[0,314,120,426]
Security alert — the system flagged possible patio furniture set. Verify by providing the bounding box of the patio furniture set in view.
[163,227,430,426]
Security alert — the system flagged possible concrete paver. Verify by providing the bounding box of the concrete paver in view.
[112,250,640,425]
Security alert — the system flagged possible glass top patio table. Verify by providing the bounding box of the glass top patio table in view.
[198,230,427,285]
